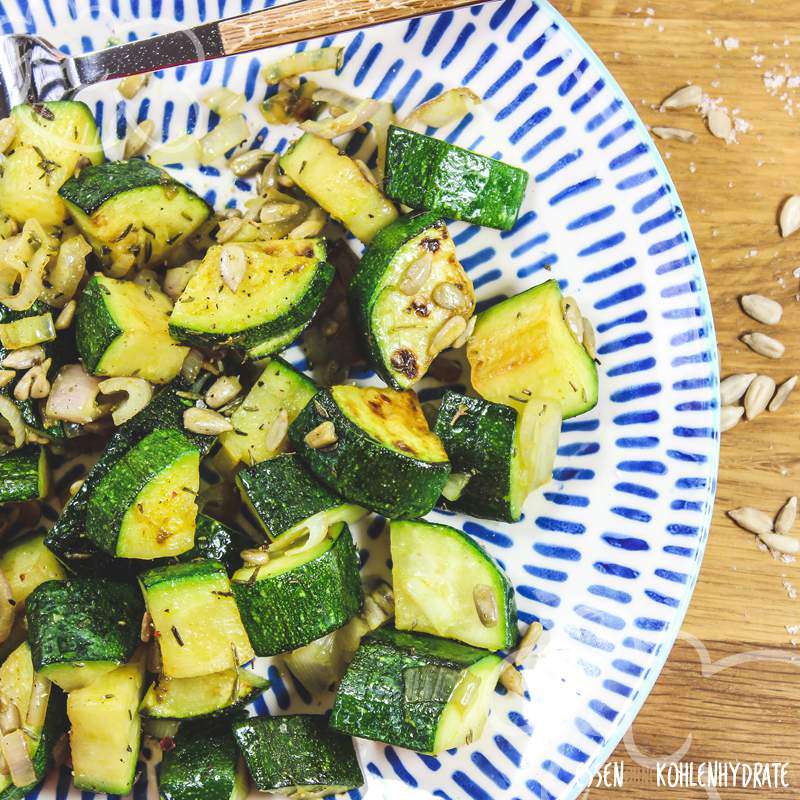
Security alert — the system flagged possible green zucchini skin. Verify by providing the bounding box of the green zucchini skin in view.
[330,626,496,753]
[160,722,245,800]
[44,381,213,576]
[232,523,362,656]
[84,427,200,557]
[74,275,121,374]
[0,445,47,505]
[236,453,349,540]
[384,125,529,231]
[232,714,363,794]
[25,578,144,675]
[348,210,441,389]
[434,390,520,522]
[0,685,67,800]
[176,515,250,575]
[288,389,450,519]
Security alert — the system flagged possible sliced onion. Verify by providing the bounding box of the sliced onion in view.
[402,88,481,130]
[271,516,329,556]
[300,99,381,139]
[148,134,201,167]
[311,88,362,112]
[0,730,35,788]
[0,221,53,312]
[180,349,204,383]
[45,364,107,425]
[369,102,396,180]
[0,396,25,452]
[0,313,55,351]
[41,234,91,308]
[203,87,246,117]
[262,47,342,84]
[98,377,154,426]
[24,676,50,732]
[200,115,250,165]
[0,571,14,644]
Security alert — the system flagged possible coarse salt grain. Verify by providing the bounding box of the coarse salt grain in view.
[723,37,740,50]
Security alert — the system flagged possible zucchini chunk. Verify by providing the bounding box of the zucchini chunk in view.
[217,357,317,469]
[467,279,599,418]
[280,133,398,242]
[284,579,394,694]
[349,211,476,389]
[25,578,144,691]
[390,519,517,650]
[0,101,103,227]
[59,159,211,275]
[169,239,334,353]
[0,533,65,608]
[139,560,254,678]
[232,522,362,656]
[75,274,189,383]
[0,445,48,505]
[384,125,529,231]
[433,390,562,522]
[140,667,268,721]
[236,453,365,548]
[330,626,503,754]
[45,381,214,576]
[232,714,364,795]
[245,321,306,361]
[85,427,200,560]
[68,651,146,794]
[289,385,450,518]
[178,514,251,575]
[0,642,67,799]
[161,721,248,800]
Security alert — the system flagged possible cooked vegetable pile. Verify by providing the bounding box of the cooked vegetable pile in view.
[0,46,599,799]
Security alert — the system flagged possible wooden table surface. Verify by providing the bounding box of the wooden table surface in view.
[543,1,800,796]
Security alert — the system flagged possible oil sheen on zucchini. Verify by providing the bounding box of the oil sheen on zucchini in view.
[139,560,254,679]
[58,159,211,275]
[232,522,362,656]
[232,714,364,795]
[467,279,599,418]
[0,101,104,227]
[330,626,503,754]
[25,578,144,691]
[349,211,476,389]
[390,519,517,650]
[280,133,397,242]
[76,274,189,383]
[0,445,48,505]
[236,453,365,547]
[434,390,562,522]
[217,357,317,468]
[85,427,200,560]
[140,667,268,720]
[384,125,529,230]
[169,239,333,353]
[289,385,450,519]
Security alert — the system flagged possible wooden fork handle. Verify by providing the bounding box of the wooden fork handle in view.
[219,0,485,55]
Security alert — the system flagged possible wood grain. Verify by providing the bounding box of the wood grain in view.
[550,1,800,795]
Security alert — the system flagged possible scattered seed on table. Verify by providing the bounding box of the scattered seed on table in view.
[775,497,798,536]
[740,294,783,326]
[743,375,776,419]
[720,405,744,432]
[741,332,784,359]
[769,375,797,412]
[727,506,774,536]
[720,373,756,405]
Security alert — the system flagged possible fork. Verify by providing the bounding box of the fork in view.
[0,0,485,117]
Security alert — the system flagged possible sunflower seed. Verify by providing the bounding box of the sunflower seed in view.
[720,373,757,405]
[215,216,244,244]
[727,506,773,535]
[706,108,732,140]
[228,149,272,177]
[561,296,583,341]
[473,584,498,628]
[740,294,783,325]
[204,376,241,409]
[0,118,16,154]
[183,407,233,435]
[514,621,543,666]
[123,119,155,158]
[1,346,44,370]
[399,253,433,296]
[241,548,271,565]
[768,375,797,412]
[54,300,77,331]
[140,611,153,643]
[582,317,597,360]
[118,73,149,100]
[68,479,84,497]
[219,244,247,293]
[264,408,289,452]
[13,359,51,402]
[304,420,337,449]
[651,126,697,143]
[432,282,468,310]
[452,314,477,350]
[429,315,468,356]
[741,332,784,359]
[0,370,14,390]
[775,496,797,536]
[720,405,744,432]
[779,195,800,238]
[499,663,524,696]
[758,532,800,555]
[660,84,703,111]
[744,375,776,419]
